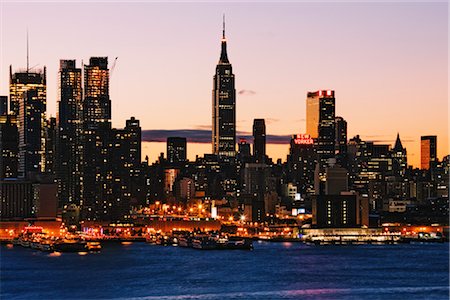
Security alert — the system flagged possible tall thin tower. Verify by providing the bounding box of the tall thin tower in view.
[212,15,236,157]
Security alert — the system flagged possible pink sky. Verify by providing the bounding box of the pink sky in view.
[1,2,448,167]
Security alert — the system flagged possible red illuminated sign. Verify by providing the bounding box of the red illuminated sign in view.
[293,134,314,145]
[24,226,43,233]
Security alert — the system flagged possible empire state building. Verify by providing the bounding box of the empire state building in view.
[212,17,236,157]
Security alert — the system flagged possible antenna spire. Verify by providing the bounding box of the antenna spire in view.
[26,29,29,73]
[222,14,226,39]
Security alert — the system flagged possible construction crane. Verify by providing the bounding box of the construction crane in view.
[110,57,118,78]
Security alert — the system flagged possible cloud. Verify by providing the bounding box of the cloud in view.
[142,129,211,143]
[193,124,211,130]
[265,118,279,125]
[238,89,256,96]
[142,129,291,144]
[370,139,415,144]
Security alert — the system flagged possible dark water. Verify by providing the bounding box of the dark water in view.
[1,242,449,299]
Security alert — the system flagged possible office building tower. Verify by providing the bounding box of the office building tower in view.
[9,66,47,179]
[56,59,83,206]
[421,136,437,170]
[111,117,142,220]
[253,119,266,163]
[212,18,236,157]
[392,133,407,177]
[44,117,57,175]
[82,57,112,220]
[18,89,47,178]
[335,116,347,166]
[0,96,7,115]
[243,163,269,222]
[238,139,251,160]
[287,134,316,195]
[167,137,187,164]
[306,90,335,163]
[0,114,18,178]
[9,66,46,117]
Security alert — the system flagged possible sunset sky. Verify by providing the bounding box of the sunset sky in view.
[1,2,447,167]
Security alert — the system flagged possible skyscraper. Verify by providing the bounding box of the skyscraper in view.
[421,135,437,170]
[0,113,18,178]
[335,116,347,167]
[82,57,112,220]
[392,133,407,177]
[0,95,18,178]
[253,119,266,163]
[287,134,316,195]
[9,66,46,118]
[57,59,83,206]
[44,117,57,175]
[0,96,7,115]
[238,139,251,160]
[212,17,236,157]
[10,66,47,178]
[306,90,336,170]
[111,117,142,220]
[167,137,187,164]
[18,88,47,178]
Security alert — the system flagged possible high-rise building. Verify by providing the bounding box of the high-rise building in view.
[237,139,251,160]
[306,90,335,195]
[0,96,7,115]
[335,116,347,166]
[392,133,407,177]
[56,59,83,207]
[10,66,47,179]
[242,163,269,222]
[167,137,187,164]
[0,114,18,178]
[18,89,47,178]
[306,90,336,164]
[44,117,57,175]
[287,134,316,195]
[212,18,236,157]
[253,119,266,163]
[111,117,142,220]
[421,136,437,170]
[82,57,112,220]
[9,66,46,117]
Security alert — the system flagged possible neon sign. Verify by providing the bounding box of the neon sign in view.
[293,134,314,145]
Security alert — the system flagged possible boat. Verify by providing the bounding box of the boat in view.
[192,234,253,250]
[220,236,253,250]
[178,235,193,248]
[192,235,218,250]
[86,242,102,251]
[53,239,87,252]
[155,235,172,246]
[18,238,30,248]
[30,241,41,250]
[38,240,54,252]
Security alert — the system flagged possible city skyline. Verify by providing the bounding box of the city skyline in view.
[1,2,448,167]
